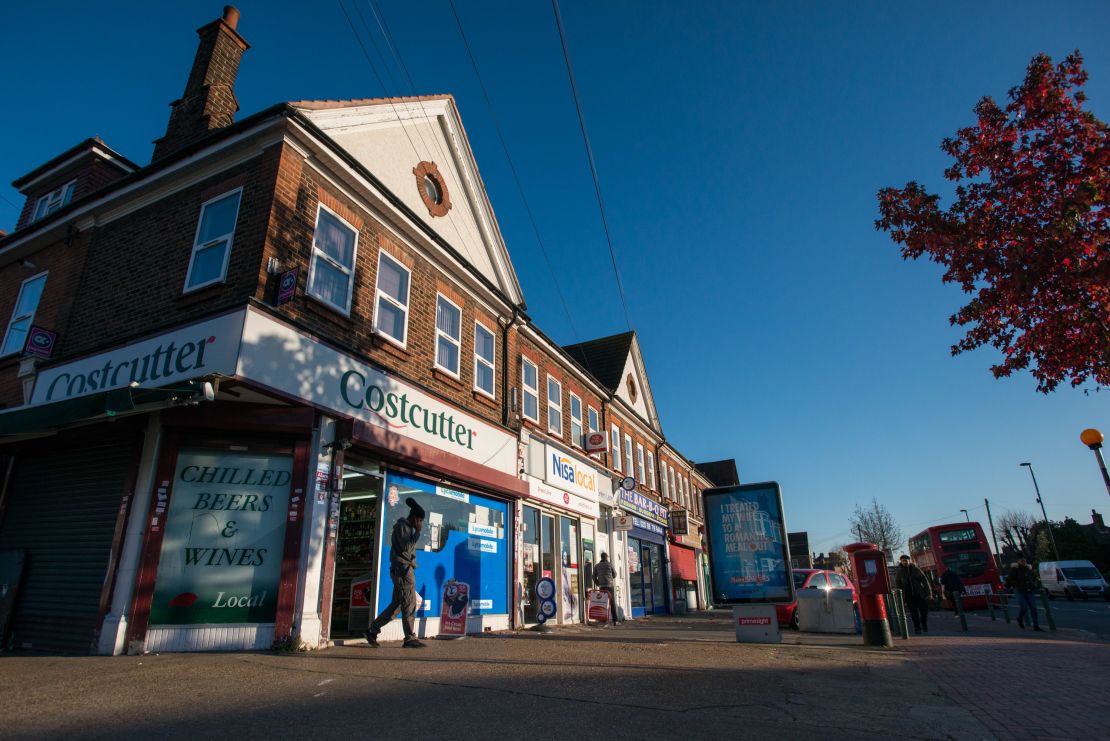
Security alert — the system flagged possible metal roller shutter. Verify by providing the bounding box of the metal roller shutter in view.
[0,439,135,654]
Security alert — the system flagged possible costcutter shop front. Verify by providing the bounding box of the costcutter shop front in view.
[617,488,670,617]
[518,435,608,626]
[0,306,526,654]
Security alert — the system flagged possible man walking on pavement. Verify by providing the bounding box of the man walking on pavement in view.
[1008,556,1043,632]
[940,568,965,615]
[367,497,426,648]
[593,552,619,624]
[896,554,932,634]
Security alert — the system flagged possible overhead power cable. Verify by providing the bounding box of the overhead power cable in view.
[550,0,633,332]
[446,0,584,346]
[336,0,482,266]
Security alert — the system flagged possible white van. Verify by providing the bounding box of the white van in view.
[1038,560,1109,601]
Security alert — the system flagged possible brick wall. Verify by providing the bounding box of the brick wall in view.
[262,143,508,430]
[61,142,281,358]
[514,335,607,459]
[0,231,90,407]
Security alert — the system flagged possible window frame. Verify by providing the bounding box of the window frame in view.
[570,393,583,447]
[546,375,563,436]
[636,444,646,489]
[624,434,634,484]
[611,424,622,472]
[32,180,76,223]
[373,249,411,348]
[306,202,359,314]
[182,187,243,294]
[660,460,669,498]
[521,357,539,423]
[1,271,48,357]
[669,466,677,504]
[433,293,463,378]
[646,451,656,490]
[473,320,496,399]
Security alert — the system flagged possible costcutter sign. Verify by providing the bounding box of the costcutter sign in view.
[618,488,668,526]
[29,311,245,405]
[543,444,600,502]
[237,310,517,475]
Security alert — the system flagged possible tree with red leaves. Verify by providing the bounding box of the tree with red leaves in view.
[877,52,1109,393]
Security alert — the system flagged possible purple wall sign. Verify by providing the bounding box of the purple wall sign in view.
[276,267,299,306]
[24,326,57,359]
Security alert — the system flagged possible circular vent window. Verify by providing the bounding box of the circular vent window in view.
[627,374,637,403]
[413,161,451,217]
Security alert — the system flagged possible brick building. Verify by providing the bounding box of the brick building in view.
[0,7,719,653]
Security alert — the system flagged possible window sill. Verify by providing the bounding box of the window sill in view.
[371,333,410,360]
[432,367,464,389]
[175,282,227,309]
[471,389,498,410]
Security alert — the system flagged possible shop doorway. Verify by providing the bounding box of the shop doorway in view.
[559,516,581,622]
[628,539,668,617]
[522,507,557,623]
[329,457,382,638]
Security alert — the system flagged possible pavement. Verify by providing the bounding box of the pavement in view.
[0,611,1106,740]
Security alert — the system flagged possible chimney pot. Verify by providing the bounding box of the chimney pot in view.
[223,6,240,30]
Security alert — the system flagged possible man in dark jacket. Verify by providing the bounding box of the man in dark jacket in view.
[895,555,933,634]
[1008,557,1043,631]
[593,552,619,624]
[940,569,965,614]
[367,497,426,648]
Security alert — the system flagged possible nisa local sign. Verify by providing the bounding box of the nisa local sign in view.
[543,443,599,502]
[618,488,669,526]
[30,311,245,406]
[237,310,517,475]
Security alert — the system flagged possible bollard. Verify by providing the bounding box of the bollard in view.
[953,592,968,632]
[1000,593,1010,624]
[1039,589,1056,631]
[986,594,996,621]
[893,589,909,639]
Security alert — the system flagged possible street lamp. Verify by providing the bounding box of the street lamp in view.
[1080,428,1110,498]
[960,509,969,522]
[1019,462,1060,561]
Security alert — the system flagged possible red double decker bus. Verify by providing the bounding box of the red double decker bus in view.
[908,522,1002,609]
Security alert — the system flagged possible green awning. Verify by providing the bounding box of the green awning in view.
[0,386,197,436]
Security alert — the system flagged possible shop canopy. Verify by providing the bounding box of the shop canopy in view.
[0,383,206,437]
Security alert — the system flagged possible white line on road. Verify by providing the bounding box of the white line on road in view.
[317,679,335,686]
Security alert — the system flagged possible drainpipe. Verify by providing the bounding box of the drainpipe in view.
[501,307,521,428]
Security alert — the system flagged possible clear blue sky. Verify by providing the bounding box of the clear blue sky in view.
[2,1,1107,555]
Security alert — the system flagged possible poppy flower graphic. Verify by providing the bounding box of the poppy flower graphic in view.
[169,592,198,607]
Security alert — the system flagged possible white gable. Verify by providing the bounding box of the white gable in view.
[296,98,522,305]
[613,335,662,434]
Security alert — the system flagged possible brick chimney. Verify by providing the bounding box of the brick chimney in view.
[1093,510,1105,529]
[152,6,249,161]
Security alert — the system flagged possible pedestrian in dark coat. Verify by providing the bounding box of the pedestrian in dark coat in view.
[367,497,426,648]
[940,569,965,614]
[895,555,933,634]
[593,552,619,624]
[1008,557,1043,631]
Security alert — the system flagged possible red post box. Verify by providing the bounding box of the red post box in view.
[844,542,893,647]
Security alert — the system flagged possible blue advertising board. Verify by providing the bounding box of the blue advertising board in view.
[703,482,794,605]
[376,472,508,618]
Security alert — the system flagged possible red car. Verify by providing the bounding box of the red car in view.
[776,569,858,629]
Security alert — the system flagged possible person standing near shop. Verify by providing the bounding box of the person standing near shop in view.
[594,552,619,624]
[1008,557,1043,632]
[895,554,932,634]
[366,497,426,648]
